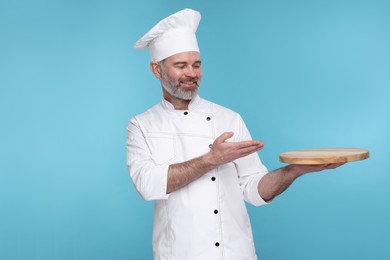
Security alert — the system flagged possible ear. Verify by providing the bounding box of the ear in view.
[150,62,162,79]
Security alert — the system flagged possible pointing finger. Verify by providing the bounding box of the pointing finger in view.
[236,140,264,150]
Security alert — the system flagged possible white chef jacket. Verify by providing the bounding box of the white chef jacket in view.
[126,95,269,260]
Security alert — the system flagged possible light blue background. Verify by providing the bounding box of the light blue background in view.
[1,0,389,259]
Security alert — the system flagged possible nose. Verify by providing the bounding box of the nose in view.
[184,67,197,78]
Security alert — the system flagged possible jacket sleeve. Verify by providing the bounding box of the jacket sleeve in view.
[126,118,170,201]
[233,115,270,207]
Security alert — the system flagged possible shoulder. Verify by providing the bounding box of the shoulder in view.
[128,102,162,127]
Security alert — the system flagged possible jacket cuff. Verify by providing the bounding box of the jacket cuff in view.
[249,173,271,207]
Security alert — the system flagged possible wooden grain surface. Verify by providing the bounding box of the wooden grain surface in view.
[279,148,369,165]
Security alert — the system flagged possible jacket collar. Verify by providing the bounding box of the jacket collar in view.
[160,95,201,111]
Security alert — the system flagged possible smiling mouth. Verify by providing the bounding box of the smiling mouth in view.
[180,81,198,88]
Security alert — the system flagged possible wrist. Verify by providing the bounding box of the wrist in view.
[202,152,219,169]
[284,164,306,179]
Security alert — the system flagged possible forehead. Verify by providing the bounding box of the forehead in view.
[164,51,201,64]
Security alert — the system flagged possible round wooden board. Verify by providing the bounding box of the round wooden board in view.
[279,148,369,165]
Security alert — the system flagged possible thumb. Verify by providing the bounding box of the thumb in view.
[215,132,234,144]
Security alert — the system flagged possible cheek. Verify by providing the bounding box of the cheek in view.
[172,74,183,83]
[164,72,179,83]
[169,70,182,80]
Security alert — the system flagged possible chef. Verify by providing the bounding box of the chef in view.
[126,8,343,260]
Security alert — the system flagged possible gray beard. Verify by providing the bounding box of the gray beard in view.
[161,74,199,100]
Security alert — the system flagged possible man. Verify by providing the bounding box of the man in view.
[127,8,343,260]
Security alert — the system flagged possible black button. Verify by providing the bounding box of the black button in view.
[209,144,213,148]
[211,177,216,181]
[206,117,211,121]
[214,210,218,214]
[184,111,188,115]
[215,242,220,247]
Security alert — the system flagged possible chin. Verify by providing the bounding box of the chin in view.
[175,90,198,100]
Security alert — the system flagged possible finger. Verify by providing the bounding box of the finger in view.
[237,145,264,157]
[235,140,264,150]
[214,132,234,144]
[326,162,346,169]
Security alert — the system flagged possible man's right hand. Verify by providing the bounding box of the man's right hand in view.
[167,132,263,194]
[206,132,264,167]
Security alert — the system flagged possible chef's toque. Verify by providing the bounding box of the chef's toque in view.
[133,8,201,62]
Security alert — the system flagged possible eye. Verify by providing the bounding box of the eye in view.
[174,64,186,69]
[193,63,201,69]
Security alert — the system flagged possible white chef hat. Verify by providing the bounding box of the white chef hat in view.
[133,8,201,62]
